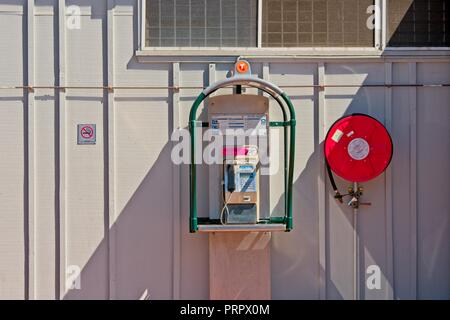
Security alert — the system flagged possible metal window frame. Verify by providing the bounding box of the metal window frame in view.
[381,0,450,51]
[139,0,389,54]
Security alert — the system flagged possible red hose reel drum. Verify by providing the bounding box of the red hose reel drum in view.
[324,114,393,183]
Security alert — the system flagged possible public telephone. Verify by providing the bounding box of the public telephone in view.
[208,95,268,226]
[188,59,297,233]
[221,146,260,224]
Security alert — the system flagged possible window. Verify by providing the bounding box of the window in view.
[387,0,450,47]
[262,0,374,47]
[142,0,450,49]
[145,0,258,47]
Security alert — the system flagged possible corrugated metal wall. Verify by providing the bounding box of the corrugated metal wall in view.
[0,0,449,300]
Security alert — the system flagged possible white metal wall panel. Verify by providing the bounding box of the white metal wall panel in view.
[391,62,416,299]
[268,63,320,299]
[324,63,388,299]
[0,0,448,300]
[179,63,215,300]
[0,1,26,300]
[416,63,450,299]
[114,98,173,299]
[63,3,108,298]
[34,5,57,299]
[114,12,174,299]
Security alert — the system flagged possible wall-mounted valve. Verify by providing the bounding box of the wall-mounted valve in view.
[332,185,371,209]
[346,186,372,209]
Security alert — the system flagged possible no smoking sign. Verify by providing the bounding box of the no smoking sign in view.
[77,124,96,145]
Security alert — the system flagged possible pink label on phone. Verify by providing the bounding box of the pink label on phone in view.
[222,147,248,156]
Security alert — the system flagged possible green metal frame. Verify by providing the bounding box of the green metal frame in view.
[189,78,296,233]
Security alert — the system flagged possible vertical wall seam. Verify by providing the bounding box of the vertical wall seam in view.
[171,62,181,299]
[262,61,273,272]
[138,0,144,50]
[257,0,263,48]
[207,62,216,218]
[57,0,67,300]
[384,62,394,299]
[106,0,116,300]
[25,0,36,300]
[408,62,418,299]
[260,62,271,221]
[381,0,388,49]
[317,62,327,300]
[375,0,382,49]
[262,63,269,95]
[208,63,217,98]
[207,63,216,298]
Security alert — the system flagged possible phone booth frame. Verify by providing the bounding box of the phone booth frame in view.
[188,72,297,233]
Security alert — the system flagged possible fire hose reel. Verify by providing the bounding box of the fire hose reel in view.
[324,114,393,207]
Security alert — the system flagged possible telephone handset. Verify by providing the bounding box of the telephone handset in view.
[226,164,236,193]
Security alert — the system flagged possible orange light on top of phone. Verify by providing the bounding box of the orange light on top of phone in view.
[236,61,249,74]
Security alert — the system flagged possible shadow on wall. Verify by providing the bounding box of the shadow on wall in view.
[269,71,394,299]
[60,64,450,300]
[64,142,176,300]
[3,0,448,300]
[271,139,394,300]
[62,61,395,300]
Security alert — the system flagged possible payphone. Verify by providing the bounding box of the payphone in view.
[188,60,297,233]
[221,146,259,224]
[208,95,269,226]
